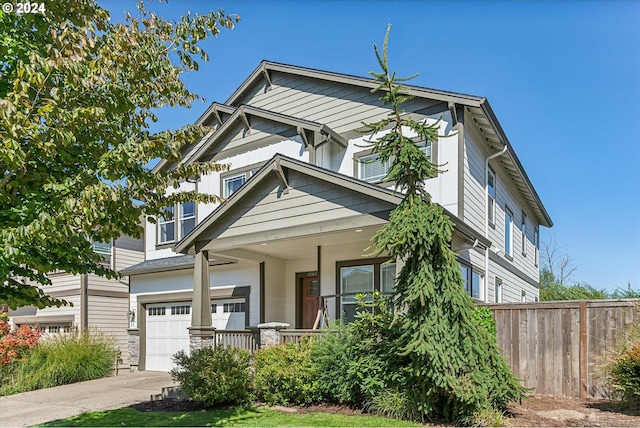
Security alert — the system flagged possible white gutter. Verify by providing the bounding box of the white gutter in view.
[484,145,507,302]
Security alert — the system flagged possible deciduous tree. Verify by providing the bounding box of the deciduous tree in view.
[0,2,239,309]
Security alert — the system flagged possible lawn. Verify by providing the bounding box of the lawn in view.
[38,406,420,427]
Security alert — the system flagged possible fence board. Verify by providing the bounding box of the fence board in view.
[487,299,638,399]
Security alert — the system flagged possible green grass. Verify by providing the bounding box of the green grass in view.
[38,406,420,427]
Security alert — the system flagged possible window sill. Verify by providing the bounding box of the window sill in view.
[156,242,175,250]
[488,221,496,229]
[504,253,514,262]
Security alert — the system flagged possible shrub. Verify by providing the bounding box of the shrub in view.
[253,339,320,406]
[363,388,421,422]
[603,309,640,409]
[171,346,252,407]
[473,305,497,337]
[310,321,358,404]
[0,322,41,366]
[0,329,116,395]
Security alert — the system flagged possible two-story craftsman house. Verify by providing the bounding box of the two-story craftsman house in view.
[122,61,552,371]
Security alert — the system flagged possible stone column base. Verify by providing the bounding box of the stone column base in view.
[127,328,140,370]
[188,326,216,352]
[257,322,290,348]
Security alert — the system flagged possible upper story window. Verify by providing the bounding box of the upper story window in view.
[487,168,496,225]
[534,226,540,267]
[521,211,527,256]
[179,202,196,238]
[359,153,389,183]
[158,206,175,244]
[505,206,513,257]
[91,240,112,267]
[158,202,196,245]
[356,141,432,184]
[221,165,262,199]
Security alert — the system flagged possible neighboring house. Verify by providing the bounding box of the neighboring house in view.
[8,235,144,368]
[122,61,553,371]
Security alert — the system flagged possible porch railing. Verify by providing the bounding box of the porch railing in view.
[214,329,260,353]
[279,329,324,344]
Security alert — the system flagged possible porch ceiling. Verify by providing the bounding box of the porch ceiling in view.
[211,224,381,261]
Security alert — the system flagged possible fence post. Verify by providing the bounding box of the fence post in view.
[579,301,587,399]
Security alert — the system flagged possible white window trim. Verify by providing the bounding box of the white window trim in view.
[521,211,527,257]
[495,278,503,303]
[355,140,434,184]
[487,168,496,227]
[157,207,175,245]
[505,205,513,257]
[220,163,264,198]
[179,202,196,239]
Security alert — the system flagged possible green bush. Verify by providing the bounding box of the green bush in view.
[0,330,117,395]
[603,309,640,409]
[253,339,320,406]
[310,321,358,404]
[473,305,497,337]
[171,346,252,407]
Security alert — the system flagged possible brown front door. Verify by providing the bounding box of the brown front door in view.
[300,276,319,329]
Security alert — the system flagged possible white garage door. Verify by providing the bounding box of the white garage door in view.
[146,299,246,372]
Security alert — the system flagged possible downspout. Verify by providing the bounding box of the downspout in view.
[484,145,507,302]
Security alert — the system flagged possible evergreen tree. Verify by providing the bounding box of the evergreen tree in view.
[363,25,525,421]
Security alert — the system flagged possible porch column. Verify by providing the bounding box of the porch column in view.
[188,250,215,352]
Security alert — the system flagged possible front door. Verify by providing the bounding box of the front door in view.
[299,276,319,329]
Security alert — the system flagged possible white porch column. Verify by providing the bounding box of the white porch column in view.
[188,250,215,351]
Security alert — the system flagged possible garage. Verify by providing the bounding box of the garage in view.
[145,299,246,371]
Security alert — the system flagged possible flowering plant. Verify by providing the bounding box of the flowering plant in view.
[0,316,41,366]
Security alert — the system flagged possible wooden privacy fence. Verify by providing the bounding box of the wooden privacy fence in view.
[488,299,639,399]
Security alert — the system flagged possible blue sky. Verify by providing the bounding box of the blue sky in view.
[105,1,640,292]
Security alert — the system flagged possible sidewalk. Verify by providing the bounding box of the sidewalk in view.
[0,371,176,427]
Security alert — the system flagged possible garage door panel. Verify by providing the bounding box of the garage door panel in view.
[146,299,246,372]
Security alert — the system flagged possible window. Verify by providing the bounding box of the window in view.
[487,168,496,225]
[158,206,175,244]
[91,240,112,266]
[148,306,166,316]
[494,278,502,303]
[338,260,396,322]
[179,202,196,238]
[171,305,190,315]
[505,206,513,257]
[521,211,527,256]
[357,141,432,183]
[534,226,539,267]
[358,153,389,183]
[221,166,261,198]
[157,202,197,245]
[459,262,482,299]
[223,302,246,313]
[211,303,218,313]
[223,173,247,198]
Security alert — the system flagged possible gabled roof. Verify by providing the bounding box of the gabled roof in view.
[156,104,348,172]
[207,60,551,227]
[224,60,486,109]
[175,154,491,255]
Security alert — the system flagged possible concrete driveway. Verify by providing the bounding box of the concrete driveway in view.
[0,371,177,427]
